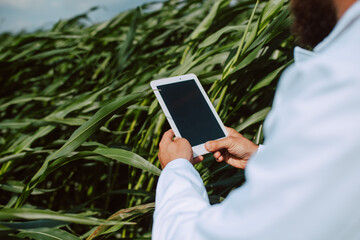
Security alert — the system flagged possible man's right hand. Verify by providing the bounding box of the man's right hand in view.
[205,127,259,169]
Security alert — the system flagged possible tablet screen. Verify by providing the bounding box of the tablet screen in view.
[158,79,225,146]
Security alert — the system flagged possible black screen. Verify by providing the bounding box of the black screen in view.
[158,79,225,146]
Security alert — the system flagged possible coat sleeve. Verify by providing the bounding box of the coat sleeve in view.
[152,158,210,240]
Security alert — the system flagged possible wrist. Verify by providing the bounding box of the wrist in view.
[162,158,193,169]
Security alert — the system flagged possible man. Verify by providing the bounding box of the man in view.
[153,0,360,239]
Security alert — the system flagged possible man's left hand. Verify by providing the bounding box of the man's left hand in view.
[158,129,203,169]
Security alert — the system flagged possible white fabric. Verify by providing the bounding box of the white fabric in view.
[153,1,360,239]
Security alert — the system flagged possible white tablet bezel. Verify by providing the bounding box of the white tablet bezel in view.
[150,73,228,157]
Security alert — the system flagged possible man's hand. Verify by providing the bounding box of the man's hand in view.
[205,127,258,169]
[158,129,204,169]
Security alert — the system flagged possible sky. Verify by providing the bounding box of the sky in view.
[0,0,164,33]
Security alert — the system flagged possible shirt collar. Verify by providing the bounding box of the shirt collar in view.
[294,0,360,62]
[293,46,314,63]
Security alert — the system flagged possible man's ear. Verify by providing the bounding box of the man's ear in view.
[333,0,357,19]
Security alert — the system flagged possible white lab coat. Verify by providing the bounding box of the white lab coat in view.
[153,1,360,239]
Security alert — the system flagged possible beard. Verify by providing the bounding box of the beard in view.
[290,0,338,49]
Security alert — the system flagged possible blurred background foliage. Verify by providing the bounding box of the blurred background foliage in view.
[0,0,294,239]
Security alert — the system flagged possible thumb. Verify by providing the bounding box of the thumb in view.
[205,137,233,152]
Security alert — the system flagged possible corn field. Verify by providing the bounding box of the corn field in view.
[0,0,294,239]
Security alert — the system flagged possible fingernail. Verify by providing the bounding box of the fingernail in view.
[205,142,212,151]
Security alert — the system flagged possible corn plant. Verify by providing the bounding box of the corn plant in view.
[0,0,293,239]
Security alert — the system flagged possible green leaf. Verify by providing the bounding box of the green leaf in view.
[188,0,229,40]
[235,107,271,132]
[44,92,142,162]
[43,117,87,126]
[48,87,108,119]
[250,64,288,92]
[0,180,60,195]
[15,92,142,208]
[199,26,246,49]
[0,208,132,226]
[16,228,80,240]
[28,47,78,60]
[0,96,52,111]
[0,219,65,230]
[87,203,154,240]
[93,147,161,176]
[0,153,26,164]
[222,0,260,78]
[13,126,56,154]
[0,120,33,129]
[259,0,285,30]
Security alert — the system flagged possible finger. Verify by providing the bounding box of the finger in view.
[213,151,225,162]
[213,151,221,159]
[173,137,190,146]
[194,155,204,162]
[173,136,184,142]
[160,129,175,146]
[205,137,234,152]
[190,156,203,165]
[222,150,230,163]
[225,126,239,137]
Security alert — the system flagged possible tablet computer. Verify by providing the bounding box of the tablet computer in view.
[150,73,228,157]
